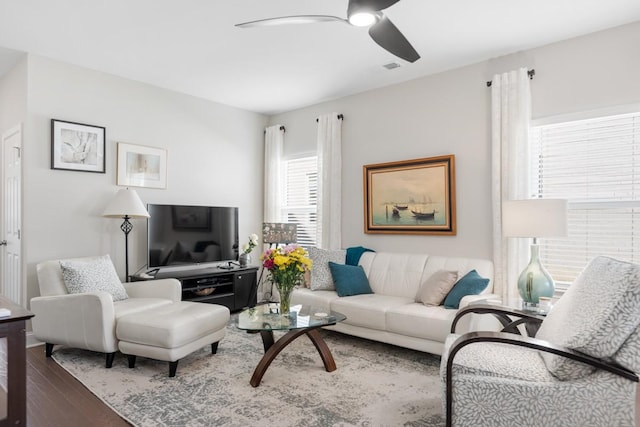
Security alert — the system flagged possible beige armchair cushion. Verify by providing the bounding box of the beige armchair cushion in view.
[415,270,458,306]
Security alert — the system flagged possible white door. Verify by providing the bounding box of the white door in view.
[1,125,22,306]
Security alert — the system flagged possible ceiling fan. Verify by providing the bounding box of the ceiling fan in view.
[235,0,420,63]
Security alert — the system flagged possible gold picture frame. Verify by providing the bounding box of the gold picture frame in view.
[363,155,456,235]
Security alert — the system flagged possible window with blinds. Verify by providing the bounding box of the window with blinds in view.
[529,111,640,287]
[282,156,318,247]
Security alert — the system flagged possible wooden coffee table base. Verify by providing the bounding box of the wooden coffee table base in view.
[250,326,337,387]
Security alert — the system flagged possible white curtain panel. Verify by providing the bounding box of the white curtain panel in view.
[491,68,532,302]
[264,125,284,223]
[316,113,343,250]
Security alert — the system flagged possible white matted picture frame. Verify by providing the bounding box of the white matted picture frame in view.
[116,142,167,189]
[51,119,106,173]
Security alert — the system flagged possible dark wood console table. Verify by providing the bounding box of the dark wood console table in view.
[0,297,34,426]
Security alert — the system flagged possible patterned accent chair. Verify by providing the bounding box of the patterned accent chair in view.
[441,256,640,427]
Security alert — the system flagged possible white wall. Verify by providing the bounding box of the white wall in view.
[21,55,267,304]
[0,54,27,134]
[269,21,640,259]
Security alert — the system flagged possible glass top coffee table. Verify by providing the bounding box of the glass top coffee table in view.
[237,303,346,387]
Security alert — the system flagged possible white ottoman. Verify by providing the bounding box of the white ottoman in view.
[116,301,230,377]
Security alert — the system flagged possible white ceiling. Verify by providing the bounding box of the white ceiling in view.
[0,0,639,115]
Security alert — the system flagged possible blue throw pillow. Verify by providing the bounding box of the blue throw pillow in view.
[345,246,375,266]
[443,269,490,309]
[328,262,373,297]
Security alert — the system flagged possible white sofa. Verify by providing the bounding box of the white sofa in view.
[291,252,496,356]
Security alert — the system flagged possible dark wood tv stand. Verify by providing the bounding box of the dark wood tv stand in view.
[132,266,258,312]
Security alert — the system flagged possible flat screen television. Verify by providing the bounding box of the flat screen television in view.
[147,204,239,270]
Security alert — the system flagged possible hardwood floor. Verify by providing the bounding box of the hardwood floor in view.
[24,344,640,426]
[26,345,129,427]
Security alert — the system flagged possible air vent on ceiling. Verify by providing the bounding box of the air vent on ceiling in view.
[383,62,401,70]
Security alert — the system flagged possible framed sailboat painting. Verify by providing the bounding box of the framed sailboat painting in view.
[363,155,456,235]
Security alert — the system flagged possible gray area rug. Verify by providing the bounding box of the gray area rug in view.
[52,318,445,427]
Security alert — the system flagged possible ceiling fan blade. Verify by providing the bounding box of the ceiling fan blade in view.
[347,0,400,15]
[368,15,420,63]
[236,15,346,28]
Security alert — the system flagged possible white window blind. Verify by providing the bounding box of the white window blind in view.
[282,156,318,247]
[529,111,640,287]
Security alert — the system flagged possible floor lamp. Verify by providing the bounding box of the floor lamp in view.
[102,188,150,282]
[502,199,568,310]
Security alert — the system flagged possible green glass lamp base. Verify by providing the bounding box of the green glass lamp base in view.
[517,244,554,306]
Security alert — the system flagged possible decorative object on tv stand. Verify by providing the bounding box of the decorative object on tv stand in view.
[102,188,150,282]
[502,198,568,310]
[239,233,259,267]
[260,245,311,315]
[262,222,297,245]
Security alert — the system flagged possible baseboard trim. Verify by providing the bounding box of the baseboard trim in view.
[26,332,42,348]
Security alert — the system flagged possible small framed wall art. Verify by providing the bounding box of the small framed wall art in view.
[363,154,456,235]
[116,142,167,189]
[51,119,106,173]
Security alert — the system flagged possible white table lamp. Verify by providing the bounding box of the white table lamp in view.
[503,199,568,310]
[103,188,150,281]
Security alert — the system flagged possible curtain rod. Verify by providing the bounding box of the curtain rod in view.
[264,125,285,134]
[486,69,535,87]
[316,113,344,123]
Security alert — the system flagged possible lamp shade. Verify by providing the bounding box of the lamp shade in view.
[102,188,150,219]
[502,199,568,238]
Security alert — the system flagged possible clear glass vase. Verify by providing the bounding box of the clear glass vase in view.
[239,253,251,267]
[276,283,293,316]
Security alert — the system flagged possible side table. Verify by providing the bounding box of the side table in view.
[0,297,34,426]
[454,298,546,337]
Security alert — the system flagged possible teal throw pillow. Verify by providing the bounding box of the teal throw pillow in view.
[328,262,373,297]
[443,269,489,309]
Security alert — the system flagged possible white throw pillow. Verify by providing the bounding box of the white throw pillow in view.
[60,255,128,301]
[308,247,346,291]
[416,270,458,306]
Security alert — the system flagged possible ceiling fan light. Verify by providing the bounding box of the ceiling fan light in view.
[348,12,377,27]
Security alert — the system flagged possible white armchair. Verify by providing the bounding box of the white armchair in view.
[31,256,181,368]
